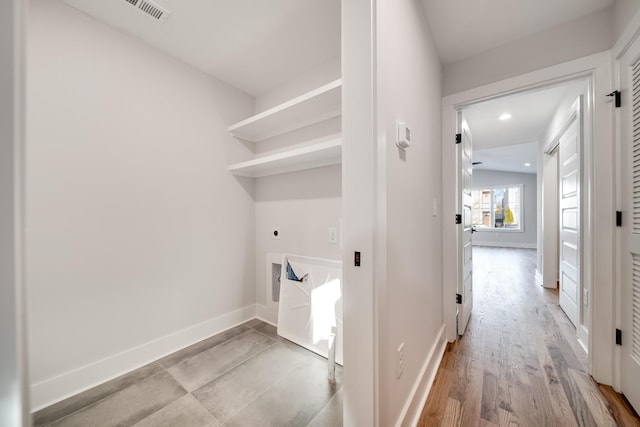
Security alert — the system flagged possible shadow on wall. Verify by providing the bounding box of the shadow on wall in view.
[255,165,342,202]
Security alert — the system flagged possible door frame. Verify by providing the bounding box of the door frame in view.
[613,7,640,395]
[442,50,615,385]
[0,0,28,424]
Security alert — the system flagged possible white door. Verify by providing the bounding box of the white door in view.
[619,35,640,413]
[558,110,580,327]
[457,116,473,336]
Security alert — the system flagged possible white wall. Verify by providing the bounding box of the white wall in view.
[254,165,342,323]
[27,0,255,409]
[471,170,537,248]
[614,0,640,41]
[443,8,613,96]
[1,0,28,425]
[538,151,558,287]
[377,0,444,424]
[538,82,587,288]
[251,63,342,324]
[341,0,377,424]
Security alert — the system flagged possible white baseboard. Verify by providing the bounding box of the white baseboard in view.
[395,324,447,427]
[255,303,277,326]
[472,241,537,249]
[535,269,543,287]
[578,325,589,355]
[30,304,257,411]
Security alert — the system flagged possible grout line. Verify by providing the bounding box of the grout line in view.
[45,369,173,426]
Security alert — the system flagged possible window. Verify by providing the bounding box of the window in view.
[471,185,522,231]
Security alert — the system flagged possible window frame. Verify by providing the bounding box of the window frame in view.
[471,184,524,233]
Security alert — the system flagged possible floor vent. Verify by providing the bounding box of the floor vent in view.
[124,0,170,23]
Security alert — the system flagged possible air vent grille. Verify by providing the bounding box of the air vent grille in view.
[632,254,640,362]
[632,59,640,234]
[123,0,170,23]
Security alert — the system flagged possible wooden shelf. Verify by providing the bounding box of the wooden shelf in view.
[228,139,341,178]
[227,79,342,142]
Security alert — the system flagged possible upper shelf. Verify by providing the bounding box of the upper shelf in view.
[227,139,341,178]
[227,79,342,142]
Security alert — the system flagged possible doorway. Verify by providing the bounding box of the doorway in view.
[456,81,588,347]
[442,51,615,385]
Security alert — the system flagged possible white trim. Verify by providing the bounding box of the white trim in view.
[30,304,257,411]
[255,303,276,325]
[342,0,379,425]
[545,111,578,155]
[578,325,589,355]
[394,325,446,427]
[472,242,536,249]
[612,6,640,394]
[261,252,283,325]
[613,8,640,60]
[255,308,277,327]
[535,269,544,287]
[442,51,614,386]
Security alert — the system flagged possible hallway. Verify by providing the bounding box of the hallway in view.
[418,247,637,427]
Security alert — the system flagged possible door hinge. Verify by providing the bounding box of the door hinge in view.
[455,133,462,144]
[616,211,622,227]
[455,214,462,224]
[456,293,462,304]
[608,90,621,108]
[616,328,622,345]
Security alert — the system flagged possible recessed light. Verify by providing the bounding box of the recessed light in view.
[499,113,512,121]
[524,162,531,167]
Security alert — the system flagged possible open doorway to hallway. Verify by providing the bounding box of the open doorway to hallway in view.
[459,80,590,350]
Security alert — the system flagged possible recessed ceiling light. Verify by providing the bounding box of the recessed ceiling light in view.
[499,113,512,121]
[524,162,531,167]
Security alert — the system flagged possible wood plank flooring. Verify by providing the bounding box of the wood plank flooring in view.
[418,247,638,427]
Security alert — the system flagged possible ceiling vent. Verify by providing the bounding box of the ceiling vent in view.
[124,0,170,23]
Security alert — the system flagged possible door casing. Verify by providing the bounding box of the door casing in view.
[442,51,614,386]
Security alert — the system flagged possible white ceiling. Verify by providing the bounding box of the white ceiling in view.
[463,85,571,174]
[421,0,615,64]
[61,0,614,98]
[61,0,341,97]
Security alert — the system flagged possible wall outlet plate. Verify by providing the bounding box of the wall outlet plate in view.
[328,227,338,244]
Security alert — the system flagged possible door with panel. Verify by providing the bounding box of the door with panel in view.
[457,116,473,336]
[619,34,640,413]
[558,108,580,328]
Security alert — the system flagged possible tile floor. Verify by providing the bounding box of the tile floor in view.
[34,320,343,427]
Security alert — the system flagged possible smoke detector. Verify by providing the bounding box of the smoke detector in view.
[124,0,171,23]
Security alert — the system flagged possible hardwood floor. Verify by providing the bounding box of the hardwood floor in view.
[418,247,639,427]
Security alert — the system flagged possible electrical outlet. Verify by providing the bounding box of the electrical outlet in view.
[396,342,405,379]
[271,227,281,240]
[328,227,338,244]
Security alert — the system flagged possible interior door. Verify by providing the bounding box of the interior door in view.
[558,111,580,327]
[619,35,640,413]
[457,116,473,336]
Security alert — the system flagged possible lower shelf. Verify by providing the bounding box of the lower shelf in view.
[228,138,342,178]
